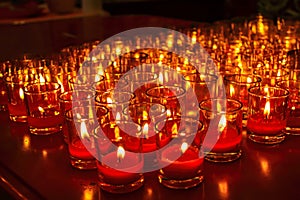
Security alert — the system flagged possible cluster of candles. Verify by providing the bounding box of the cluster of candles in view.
[0,14,299,193]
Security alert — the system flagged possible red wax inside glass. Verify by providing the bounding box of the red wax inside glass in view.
[211,126,242,152]
[160,146,203,179]
[69,138,94,160]
[247,113,286,135]
[98,151,143,185]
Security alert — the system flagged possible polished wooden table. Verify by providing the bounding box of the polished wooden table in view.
[1,109,300,200]
[1,14,300,200]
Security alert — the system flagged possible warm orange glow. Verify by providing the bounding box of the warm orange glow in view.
[94,74,102,82]
[229,85,235,96]
[246,77,252,83]
[180,142,188,154]
[158,72,164,84]
[117,146,125,160]
[115,112,121,121]
[142,110,148,121]
[22,135,30,150]
[166,109,172,118]
[142,123,149,139]
[218,115,227,133]
[264,100,270,119]
[259,157,270,177]
[56,78,64,93]
[82,188,94,200]
[218,180,229,199]
[42,150,48,158]
[19,88,24,100]
[80,121,90,139]
[107,97,113,104]
[171,123,178,136]
[39,74,46,83]
[114,126,121,141]
[38,106,45,115]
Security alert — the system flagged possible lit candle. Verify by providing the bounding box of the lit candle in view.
[68,120,95,160]
[159,142,203,180]
[97,146,143,185]
[247,86,288,137]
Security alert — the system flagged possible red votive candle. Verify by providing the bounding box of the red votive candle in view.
[200,98,243,162]
[247,86,289,144]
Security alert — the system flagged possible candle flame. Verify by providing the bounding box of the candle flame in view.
[19,88,24,100]
[114,126,121,141]
[264,100,270,119]
[218,115,227,132]
[277,70,281,77]
[80,121,90,139]
[158,72,164,84]
[142,110,148,121]
[166,109,172,118]
[38,106,45,113]
[39,74,46,83]
[107,97,113,104]
[171,123,178,136]
[229,85,235,96]
[246,77,252,83]
[142,123,149,139]
[180,142,188,154]
[94,74,102,82]
[117,146,125,160]
[115,112,121,121]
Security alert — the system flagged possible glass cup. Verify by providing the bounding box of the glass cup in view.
[5,74,32,122]
[253,68,290,86]
[247,86,289,144]
[59,90,95,142]
[69,74,104,90]
[24,82,63,135]
[199,98,243,162]
[94,121,144,193]
[224,74,261,126]
[156,117,204,189]
[92,78,128,96]
[146,85,186,118]
[65,105,108,170]
[277,80,300,135]
[123,71,159,103]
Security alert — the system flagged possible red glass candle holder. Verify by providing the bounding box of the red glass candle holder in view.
[199,98,243,162]
[24,82,63,135]
[92,78,128,96]
[94,121,144,193]
[146,85,186,118]
[277,80,300,135]
[224,74,261,126]
[155,117,204,189]
[247,86,289,144]
[59,90,95,142]
[65,105,108,170]
[5,74,32,122]
[183,73,218,108]
[253,68,289,86]
[123,71,159,103]
[95,91,135,123]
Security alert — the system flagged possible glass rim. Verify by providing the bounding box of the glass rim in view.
[145,85,186,99]
[58,89,95,102]
[199,98,243,114]
[248,86,290,98]
[65,105,108,121]
[24,82,61,94]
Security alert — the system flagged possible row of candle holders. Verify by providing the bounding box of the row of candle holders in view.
[0,15,299,193]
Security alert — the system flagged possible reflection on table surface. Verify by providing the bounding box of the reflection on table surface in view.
[0,110,300,200]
